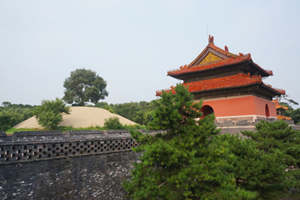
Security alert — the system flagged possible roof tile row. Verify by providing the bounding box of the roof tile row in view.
[156,73,285,96]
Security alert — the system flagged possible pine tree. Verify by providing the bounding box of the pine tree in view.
[243,120,300,195]
[124,84,292,200]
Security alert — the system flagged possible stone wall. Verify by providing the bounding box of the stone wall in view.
[0,125,298,199]
[0,151,137,200]
[216,116,277,128]
[0,130,145,200]
[216,117,297,134]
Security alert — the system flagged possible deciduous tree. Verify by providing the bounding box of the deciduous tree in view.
[35,98,69,129]
[63,69,108,105]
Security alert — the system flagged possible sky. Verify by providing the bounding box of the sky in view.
[0,0,299,106]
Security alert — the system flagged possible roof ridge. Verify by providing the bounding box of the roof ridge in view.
[208,43,237,58]
[188,35,238,67]
[168,54,251,76]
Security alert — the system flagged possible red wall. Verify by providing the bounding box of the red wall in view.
[200,95,276,117]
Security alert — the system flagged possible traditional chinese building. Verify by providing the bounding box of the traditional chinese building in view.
[272,99,292,121]
[157,36,285,127]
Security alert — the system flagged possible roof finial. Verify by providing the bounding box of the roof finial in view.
[208,35,214,44]
[224,45,228,52]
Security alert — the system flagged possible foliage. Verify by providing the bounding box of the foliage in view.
[63,69,108,106]
[243,120,300,191]
[0,101,36,131]
[95,102,115,113]
[0,112,17,131]
[6,124,148,135]
[244,120,300,166]
[124,84,292,200]
[290,109,300,124]
[278,101,300,124]
[123,124,148,130]
[35,99,70,130]
[278,95,299,106]
[95,101,157,125]
[104,117,124,130]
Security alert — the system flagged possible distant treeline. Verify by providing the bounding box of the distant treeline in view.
[95,101,158,125]
[1,100,299,132]
[0,102,37,131]
[0,100,158,131]
[278,102,300,124]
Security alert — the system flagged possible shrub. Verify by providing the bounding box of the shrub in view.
[0,112,16,131]
[104,117,124,129]
[35,98,69,130]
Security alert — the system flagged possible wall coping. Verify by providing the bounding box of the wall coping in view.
[0,130,166,165]
[0,130,143,165]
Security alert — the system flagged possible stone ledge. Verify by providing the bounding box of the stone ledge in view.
[0,131,6,138]
[216,116,278,127]
[219,126,256,134]
[292,124,300,130]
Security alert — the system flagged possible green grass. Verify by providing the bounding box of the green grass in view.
[5,126,105,135]
[56,126,106,131]
[4,124,148,136]
[6,128,45,135]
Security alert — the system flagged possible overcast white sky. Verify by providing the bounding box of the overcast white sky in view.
[0,0,299,106]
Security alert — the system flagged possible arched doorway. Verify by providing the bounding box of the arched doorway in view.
[201,105,214,118]
[265,104,270,117]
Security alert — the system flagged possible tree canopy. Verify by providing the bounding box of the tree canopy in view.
[243,120,300,191]
[277,100,300,124]
[63,69,108,106]
[95,101,156,125]
[0,101,36,131]
[35,98,69,129]
[124,84,297,200]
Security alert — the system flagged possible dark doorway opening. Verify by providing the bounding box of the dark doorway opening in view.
[201,105,214,117]
[265,104,270,117]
